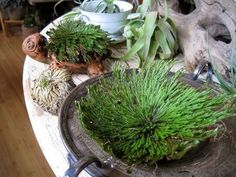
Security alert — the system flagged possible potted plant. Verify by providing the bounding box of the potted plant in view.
[60,60,236,177]
[67,0,133,40]
[0,0,26,20]
[77,60,232,161]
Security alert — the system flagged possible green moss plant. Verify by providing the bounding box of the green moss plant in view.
[46,19,110,63]
[76,60,232,165]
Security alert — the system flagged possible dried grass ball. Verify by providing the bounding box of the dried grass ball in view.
[31,68,75,115]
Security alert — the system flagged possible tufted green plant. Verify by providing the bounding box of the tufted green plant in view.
[46,19,109,63]
[76,60,232,165]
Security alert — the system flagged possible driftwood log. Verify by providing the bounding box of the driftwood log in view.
[152,0,236,74]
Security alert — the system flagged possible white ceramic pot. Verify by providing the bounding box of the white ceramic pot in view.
[77,0,133,35]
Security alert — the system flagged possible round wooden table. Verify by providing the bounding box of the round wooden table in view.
[22,12,142,176]
[22,12,188,177]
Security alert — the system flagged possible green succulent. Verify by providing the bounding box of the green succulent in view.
[122,0,179,67]
[46,19,110,63]
[76,60,232,165]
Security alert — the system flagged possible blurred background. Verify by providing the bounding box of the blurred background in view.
[0,1,75,177]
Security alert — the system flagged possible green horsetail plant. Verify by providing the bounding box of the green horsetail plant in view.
[76,61,232,165]
[46,19,109,63]
[122,0,179,67]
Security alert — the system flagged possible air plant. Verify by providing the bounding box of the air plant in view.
[76,60,232,165]
[78,0,120,13]
[32,68,74,115]
[209,35,236,107]
[0,0,25,9]
[65,0,120,18]
[122,0,179,67]
[94,0,120,13]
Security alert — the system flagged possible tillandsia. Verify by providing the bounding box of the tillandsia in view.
[82,0,120,13]
[64,0,120,19]
[76,60,232,165]
[210,35,236,107]
[46,19,110,63]
[32,68,74,115]
[122,0,179,67]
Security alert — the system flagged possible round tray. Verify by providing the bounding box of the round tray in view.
[59,71,236,177]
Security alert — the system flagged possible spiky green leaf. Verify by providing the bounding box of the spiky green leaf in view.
[76,60,232,165]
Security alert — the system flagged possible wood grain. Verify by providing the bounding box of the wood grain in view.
[0,30,54,177]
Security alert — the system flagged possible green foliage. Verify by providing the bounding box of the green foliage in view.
[76,61,232,165]
[23,15,36,28]
[96,0,120,13]
[122,0,179,67]
[46,19,109,63]
[210,35,236,110]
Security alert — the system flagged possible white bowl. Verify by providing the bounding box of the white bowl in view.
[77,0,133,35]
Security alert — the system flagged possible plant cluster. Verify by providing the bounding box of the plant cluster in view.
[46,19,110,63]
[76,61,232,165]
[122,0,179,67]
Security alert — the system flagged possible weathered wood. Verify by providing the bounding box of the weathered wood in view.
[152,0,236,74]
